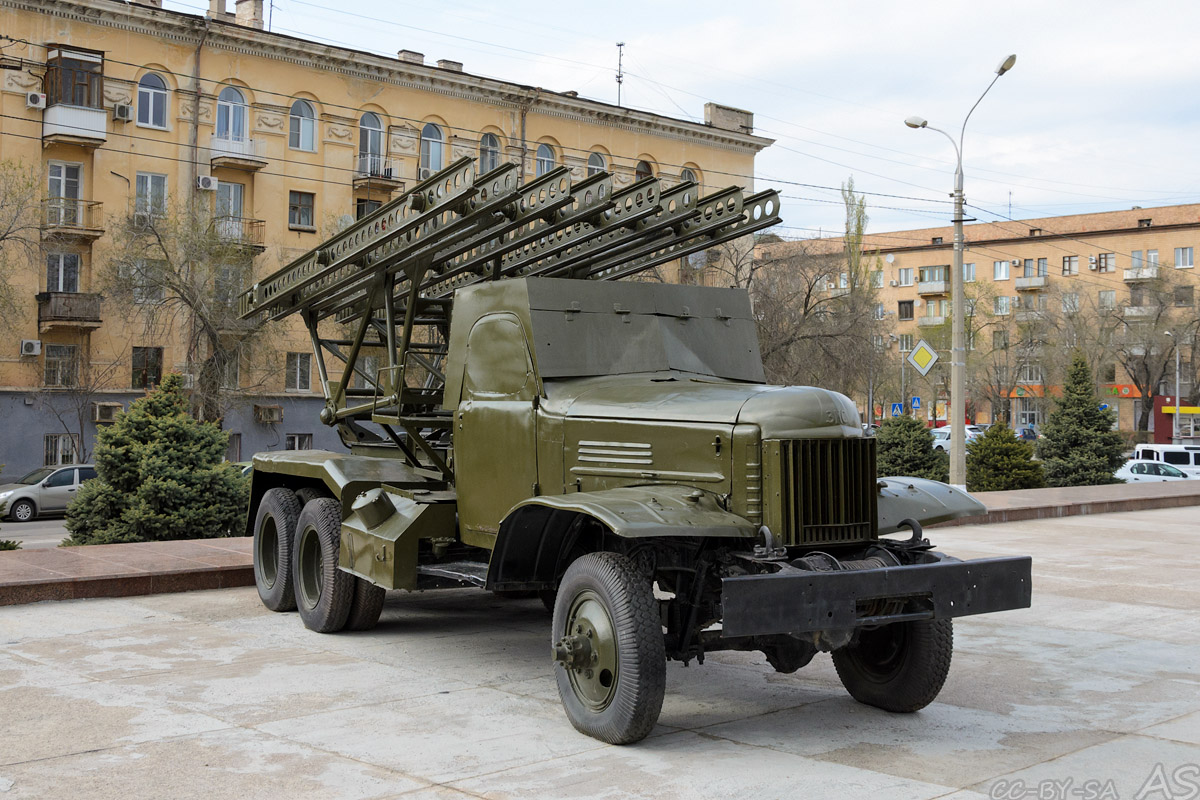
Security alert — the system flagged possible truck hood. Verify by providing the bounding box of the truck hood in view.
[543,373,864,438]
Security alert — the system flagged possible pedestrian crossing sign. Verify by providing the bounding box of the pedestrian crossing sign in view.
[891,403,903,417]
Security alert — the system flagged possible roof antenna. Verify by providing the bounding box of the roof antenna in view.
[615,42,625,107]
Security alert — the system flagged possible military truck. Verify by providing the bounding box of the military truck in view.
[239,159,1031,745]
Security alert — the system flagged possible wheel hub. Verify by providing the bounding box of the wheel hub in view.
[556,592,619,710]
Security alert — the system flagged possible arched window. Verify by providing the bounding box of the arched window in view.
[289,99,316,151]
[359,112,383,175]
[479,133,500,173]
[535,143,555,177]
[137,73,167,129]
[635,160,654,180]
[216,86,247,142]
[420,123,444,178]
[680,167,698,186]
[587,152,606,176]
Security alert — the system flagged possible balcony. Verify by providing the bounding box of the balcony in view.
[828,286,850,298]
[36,291,102,333]
[1124,266,1159,282]
[1014,309,1044,322]
[917,315,945,327]
[209,134,268,172]
[1123,305,1156,319]
[43,104,107,146]
[212,216,266,253]
[917,280,948,295]
[1015,276,1047,290]
[353,154,405,192]
[41,198,104,241]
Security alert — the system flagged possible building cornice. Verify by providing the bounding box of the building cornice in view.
[8,0,774,155]
[869,220,1200,257]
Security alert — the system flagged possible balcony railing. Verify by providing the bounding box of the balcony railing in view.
[354,154,405,189]
[1123,305,1156,319]
[917,280,948,295]
[43,104,107,144]
[1015,276,1048,290]
[1123,265,1159,282]
[209,134,268,170]
[36,291,102,331]
[917,315,946,327]
[41,198,104,238]
[213,216,266,250]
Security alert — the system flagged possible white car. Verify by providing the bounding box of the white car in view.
[931,426,984,452]
[1116,459,1193,482]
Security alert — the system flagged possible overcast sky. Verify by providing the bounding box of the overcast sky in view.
[169,0,1200,239]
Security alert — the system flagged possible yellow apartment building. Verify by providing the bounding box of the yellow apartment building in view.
[761,203,1200,436]
[0,0,771,480]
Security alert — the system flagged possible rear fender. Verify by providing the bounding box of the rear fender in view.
[877,477,986,533]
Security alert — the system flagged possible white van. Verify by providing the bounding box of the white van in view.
[1132,444,1200,478]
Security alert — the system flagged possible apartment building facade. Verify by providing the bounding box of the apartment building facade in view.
[0,0,771,480]
[762,203,1200,437]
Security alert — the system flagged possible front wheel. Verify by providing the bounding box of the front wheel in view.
[552,552,666,745]
[9,499,35,522]
[832,618,953,712]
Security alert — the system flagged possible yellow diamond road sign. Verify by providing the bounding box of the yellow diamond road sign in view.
[907,339,939,376]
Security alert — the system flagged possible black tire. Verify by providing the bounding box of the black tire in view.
[253,488,301,612]
[831,618,953,712]
[343,577,386,631]
[9,499,35,522]
[294,487,329,507]
[552,552,666,745]
[292,497,354,633]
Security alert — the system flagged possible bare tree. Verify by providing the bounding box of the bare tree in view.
[34,343,125,464]
[0,160,47,328]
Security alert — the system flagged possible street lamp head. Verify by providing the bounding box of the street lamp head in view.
[996,54,1017,76]
[1166,330,1175,338]
[904,116,928,129]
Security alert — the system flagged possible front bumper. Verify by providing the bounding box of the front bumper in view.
[720,555,1032,638]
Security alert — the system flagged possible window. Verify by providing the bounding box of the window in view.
[47,162,82,226]
[872,334,885,350]
[994,296,1011,315]
[44,344,77,386]
[356,198,381,219]
[1029,228,1041,237]
[135,172,168,217]
[897,268,913,286]
[1062,293,1080,313]
[1016,397,1040,427]
[1131,250,1143,269]
[215,263,243,307]
[587,152,606,176]
[1062,256,1078,276]
[870,270,883,288]
[1097,253,1115,273]
[46,253,80,293]
[479,133,501,173]
[994,260,1010,280]
[1176,285,1194,307]
[1018,364,1044,384]
[873,303,885,320]
[1037,258,1048,277]
[46,466,74,487]
[285,352,311,391]
[420,123,444,178]
[288,191,314,229]
[897,334,914,351]
[288,100,316,151]
[897,300,914,321]
[131,346,163,389]
[1099,290,1116,310]
[535,143,556,177]
[925,298,947,317]
[120,259,165,304]
[635,160,654,180]
[351,354,381,391]
[221,356,240,390]
[216,86,247,141]
[1147,249,1159,265]
[838,272,849,289]
[919,265,948,283]
[1101,363,1117,383]
[1129,286,1146,308]
[963,262,975,282]
[43,435,79,467]
[358,112,384,174]
[965,298,977,317]
[285,433,313,450]
[45,47,103,108]
[931,237,943,245]
[680,167,698,186]
[1175,247,1194,269]
[1139,218,1153,228]
[136,73,167,128]
[993,330,1009,349]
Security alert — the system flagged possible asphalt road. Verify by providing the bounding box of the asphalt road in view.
[1,507,1198,799]
[0,517,69,549]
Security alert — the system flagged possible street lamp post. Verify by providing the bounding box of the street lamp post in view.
[1166,331,1181,442]
[906,53,1016,489]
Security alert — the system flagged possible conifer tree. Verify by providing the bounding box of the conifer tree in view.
[65,374,249,544]
[1037,351,1125,487]
[966,423,1045,492]
[875,415,949,482]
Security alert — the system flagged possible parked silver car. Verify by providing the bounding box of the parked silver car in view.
[0,465,97,522]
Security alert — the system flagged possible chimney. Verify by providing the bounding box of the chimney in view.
[398,50,425,65]
[437,59,463,72]
[137,1,164,7]
[235,0,264,29]
[206,0,233,20]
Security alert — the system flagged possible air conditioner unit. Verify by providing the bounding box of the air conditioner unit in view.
[1011,260,1021,268]
[419,168,433,181]
[889,280,898,287]
[92,402,122,424]
[112,103,134,122]
[196,175,219,191]
[20,339,41,357]
[25,92,46,110]
[254,404,283,425]
[1088,255,1098,270]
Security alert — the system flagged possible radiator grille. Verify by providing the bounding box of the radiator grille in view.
[772,438,877,546]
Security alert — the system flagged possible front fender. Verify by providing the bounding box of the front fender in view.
[877,477,986,534]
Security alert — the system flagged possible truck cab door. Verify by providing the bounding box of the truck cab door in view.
[453,312,539,549]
